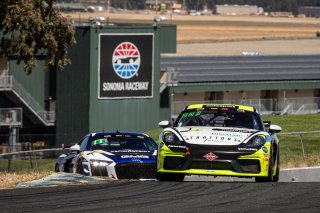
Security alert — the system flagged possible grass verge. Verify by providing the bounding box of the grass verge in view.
[0,159,56,189]
[0,171,52,189]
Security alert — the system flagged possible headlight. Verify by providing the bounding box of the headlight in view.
[246,135,266,148]
[90,160,112,167]
[163,132,180,143]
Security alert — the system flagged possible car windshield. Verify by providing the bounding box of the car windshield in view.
[90,134,157,152]
[175,108,263,130]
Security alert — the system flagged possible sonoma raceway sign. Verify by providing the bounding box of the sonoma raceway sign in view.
[98,33,154,99]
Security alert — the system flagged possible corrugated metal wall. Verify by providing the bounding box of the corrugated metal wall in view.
[159,24,177,54]
[56,28,91,145]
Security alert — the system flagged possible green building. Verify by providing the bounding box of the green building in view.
[0,23,176,148]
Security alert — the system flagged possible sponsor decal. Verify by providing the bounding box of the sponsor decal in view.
[120,155,149,159]
[238,147,258,151]
[212,128,256,133]
[179,128,257,145]
[203,152,218,161]
[205,104,236,108]
[185,146,190,156]
[131,158,143,162]
[98,34,153,99]
[181,111,202,118]
[112,150,149,153]
[167,145,186,149]
[185,134,243,144]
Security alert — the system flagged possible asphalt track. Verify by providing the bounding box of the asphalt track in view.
[1,180,320,213]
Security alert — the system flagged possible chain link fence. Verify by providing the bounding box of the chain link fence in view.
[278,131,320,168]
[0,133,79,172]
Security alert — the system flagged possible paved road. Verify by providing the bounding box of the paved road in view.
[1,180,320,212]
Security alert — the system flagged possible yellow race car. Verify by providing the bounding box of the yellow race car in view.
[156,104,282,182]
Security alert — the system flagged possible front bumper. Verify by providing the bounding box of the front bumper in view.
[83,161,157,179]
[157,143,271,178]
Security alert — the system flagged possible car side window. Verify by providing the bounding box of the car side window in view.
[79,136,90,151]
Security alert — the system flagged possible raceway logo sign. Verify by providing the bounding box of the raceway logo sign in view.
[98,34,154,99]
[112,42,141,79]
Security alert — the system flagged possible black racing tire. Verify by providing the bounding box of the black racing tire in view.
[156,172,185,182]
[55,163,59,172]
[255,147,276,182]
[76,159,84,175]
[273,150,280,182]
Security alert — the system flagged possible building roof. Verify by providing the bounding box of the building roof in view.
[161,55,320,83]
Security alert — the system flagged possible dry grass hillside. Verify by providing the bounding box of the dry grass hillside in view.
[64,11,320,43]
[64,11,320,55]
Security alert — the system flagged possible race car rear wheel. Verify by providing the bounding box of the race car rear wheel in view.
[156,172,185,182]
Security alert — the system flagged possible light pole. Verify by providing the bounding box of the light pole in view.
[156,0,158,17]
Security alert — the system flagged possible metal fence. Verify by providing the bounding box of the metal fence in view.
[239,99,275,115]
[279,97,320,115]
[0,133,75,172]
[173,97,320,116]
[0,147,67,172]
[277,131,320,168]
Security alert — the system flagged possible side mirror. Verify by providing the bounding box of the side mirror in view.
[269,124,282,134]
[69,144,80,152]
[158,120,170,128]
[263,121,271,128]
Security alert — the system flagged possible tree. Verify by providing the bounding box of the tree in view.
[0,0,76,74]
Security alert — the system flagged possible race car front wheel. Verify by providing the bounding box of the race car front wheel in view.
[255,147,278,182]
[55,163,59,172]
[156,172,185,182]
[273,151,280,182]
[76,159,84,175]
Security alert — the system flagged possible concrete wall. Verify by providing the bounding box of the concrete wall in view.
[174,92,206,102]
[284,89,314,98]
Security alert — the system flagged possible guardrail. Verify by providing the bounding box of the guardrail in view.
[172,97,320,116]
[0,146,68,172]
[0,147,66,157]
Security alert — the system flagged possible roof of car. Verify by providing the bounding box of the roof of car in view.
[89,131,152,138]
[186,104,255,112]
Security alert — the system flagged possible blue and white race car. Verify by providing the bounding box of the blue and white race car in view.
[55,131,158,179]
